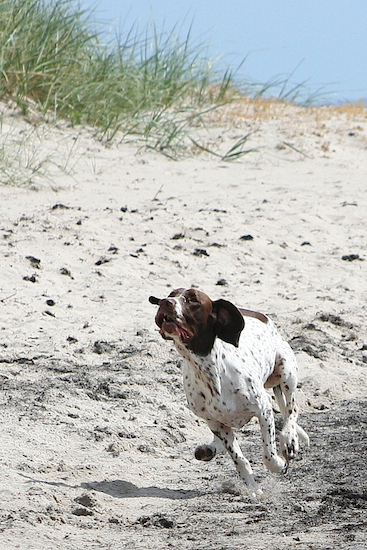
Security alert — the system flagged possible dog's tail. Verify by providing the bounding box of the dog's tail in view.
[273,385,310,446]
[296,425,310,446]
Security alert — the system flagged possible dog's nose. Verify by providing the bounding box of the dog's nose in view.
[158,298,178,316]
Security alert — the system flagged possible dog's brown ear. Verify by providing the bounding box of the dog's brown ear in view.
[149,295,162,305]
[212,299,244,347]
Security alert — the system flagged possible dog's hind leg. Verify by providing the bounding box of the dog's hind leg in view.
[273,385,309,445]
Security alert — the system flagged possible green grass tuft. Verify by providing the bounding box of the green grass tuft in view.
[0,0,337,163]
[0,0,235,155]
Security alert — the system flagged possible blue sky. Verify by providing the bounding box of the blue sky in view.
[81,0,367,103]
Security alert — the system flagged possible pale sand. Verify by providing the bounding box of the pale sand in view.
[0,100,366,549]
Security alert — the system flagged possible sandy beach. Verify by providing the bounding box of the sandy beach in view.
[0,99,366,549]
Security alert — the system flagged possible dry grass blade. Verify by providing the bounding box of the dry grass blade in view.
[282,141,312,158]
[190,132,258,161]
[221,133,258,161]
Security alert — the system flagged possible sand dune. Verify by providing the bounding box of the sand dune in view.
[1,100,366,549]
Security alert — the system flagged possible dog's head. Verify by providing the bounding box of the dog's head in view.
[149,288,244,356]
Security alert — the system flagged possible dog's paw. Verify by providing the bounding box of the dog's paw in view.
[194,444,216,461]
[280,431,299,460]
[263,453,288,474]
[250,486,263,500]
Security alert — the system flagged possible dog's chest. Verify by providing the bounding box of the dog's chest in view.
[180,330,277,428]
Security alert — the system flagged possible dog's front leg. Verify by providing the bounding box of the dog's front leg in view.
[206,420,261,495]
[194,434,225,462]
[256,393,288,474]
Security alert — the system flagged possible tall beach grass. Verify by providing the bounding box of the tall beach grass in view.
[1,0,364,166]
[0,0,236,155]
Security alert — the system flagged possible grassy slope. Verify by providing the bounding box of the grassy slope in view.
[0,0,234,152]
[0,0,366,172]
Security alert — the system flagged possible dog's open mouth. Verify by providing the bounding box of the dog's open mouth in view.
[157,314,191,342]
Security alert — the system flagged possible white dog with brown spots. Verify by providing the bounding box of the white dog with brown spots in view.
[149,288,309,496]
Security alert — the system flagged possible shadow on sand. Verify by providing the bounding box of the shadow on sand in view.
[20,473,201,500]
[81,479,202,500]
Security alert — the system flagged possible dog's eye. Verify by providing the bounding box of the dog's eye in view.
[185,295,198,305]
